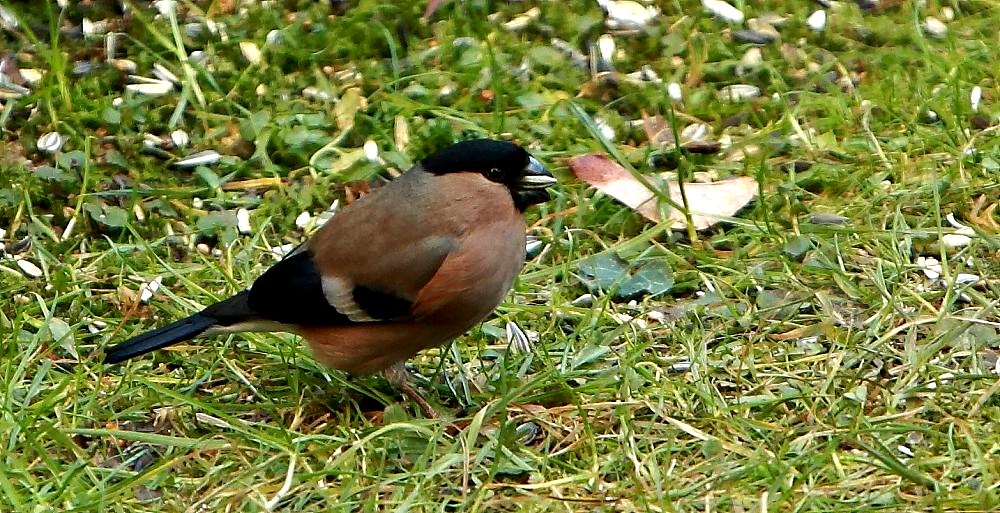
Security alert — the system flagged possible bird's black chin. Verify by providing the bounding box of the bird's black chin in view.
[513,188,551,211]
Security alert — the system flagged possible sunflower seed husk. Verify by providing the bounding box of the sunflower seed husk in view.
[594,34,616,73]
[82,18,109,38]
[667,82,683,102]
[916,256,942,280]
[153,0,176,16]
[170,129,189,148]
[126,80,174,96]
[16,258,43,278]
[174,150,221,168]
[240,41,262,65]
[139,276,163,303]
[363,139,383,164]
[73,61,97,76]
[806,10,827,32]
[720,84,760,101]
[922,16,947,38]
[37,132,66,153]
[503,7,540,32]
[20,68,44,86]
[809,212,850,225]
[189,51,208,65]
[294,211,312,229]
[550,38,588,69]
[302,86,334,102]
[599,0,660,31]
[733,30,777,44]
[505,321,532,354]
[236,208,252,234]
[702,0,744,24]
[110,59,137,73]
[152,63,179,84]
[0,5,18,30]
[105,32,119,59]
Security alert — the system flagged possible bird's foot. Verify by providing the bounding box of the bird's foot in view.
[383,363,440,419]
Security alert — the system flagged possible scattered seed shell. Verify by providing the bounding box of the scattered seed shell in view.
[806,10,826,32]
[809,212,849,225]
[302,86,334,102]
[667,82,683,102]
[923,16,947,38]
[702,0,744,24]
[174,150,221,168]
[189,51,208,65]
[916,256,942,280]
[153,0,176,16]
[152,63,179,85]
[110,59,137,73]
[295,211,312,229]
[170,129,190,148]
[669,361,692,373]
[0,5,18,30]
[941,233,972,248]
[505,321,532,354]
[105,32,119,59]
[955,273,980,286]
[16,258,43,278]
[270,243,295,259]
[37,132,66,153]
[550,38,588,68]
[503,7,540,31]
[236,208,252,234]
[733,30,777,45]
[20,68,44,85]
[363,140,382,163]
[82,18,109,38]
[594,117,616,141]
[240,41,262,65]
[720,84,760,102]
[139,276,163,303]
[126,80,174,96]
[599,0,660,31]
[595,34,616,72]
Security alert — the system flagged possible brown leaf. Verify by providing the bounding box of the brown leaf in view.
[423,0,451,20]
[641,112,674,146]
[568,153,758,230]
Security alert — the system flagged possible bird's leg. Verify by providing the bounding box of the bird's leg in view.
[383,362,440,418]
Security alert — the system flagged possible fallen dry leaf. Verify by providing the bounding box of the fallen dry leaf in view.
[568,153,758,230]
[641,113,722,154]
[423,0,451,19]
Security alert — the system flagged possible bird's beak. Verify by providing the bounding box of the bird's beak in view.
[517,156,557,189]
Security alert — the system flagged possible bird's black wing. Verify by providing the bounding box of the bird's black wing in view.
[245,243,454,325]
[246,250,353,325]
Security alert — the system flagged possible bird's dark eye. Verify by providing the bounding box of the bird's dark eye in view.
[486,167,504,182]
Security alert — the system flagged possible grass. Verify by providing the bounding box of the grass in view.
[1,0,999,511]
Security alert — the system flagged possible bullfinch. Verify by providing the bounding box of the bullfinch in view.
[104,139,556,417]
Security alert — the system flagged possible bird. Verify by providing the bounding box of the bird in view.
[104,138,557,417]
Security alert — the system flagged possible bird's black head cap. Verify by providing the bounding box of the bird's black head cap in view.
[420,139,556,210]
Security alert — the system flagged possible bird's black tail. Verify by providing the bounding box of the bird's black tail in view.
[104,291,254,364]
[104,314,216,364]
